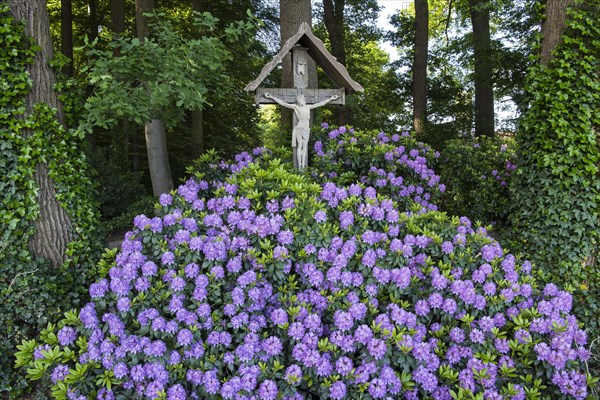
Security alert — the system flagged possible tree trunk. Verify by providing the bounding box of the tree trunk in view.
[191,109,203,156]
[88,0,98,43]
[145,119,173,196]
[413,0,428,136]
[135,0,173,196]
[60,0,73,77]
[111,0,125,35]
[8,0,73,268]
[540,0,575,65]
[280,0,317,130]
[135,0,153,42]
[469,0,494,137]
[323,0,351,125]
[190,0,204,158]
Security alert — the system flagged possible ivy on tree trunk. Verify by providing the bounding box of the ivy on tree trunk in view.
[9,0,73,268]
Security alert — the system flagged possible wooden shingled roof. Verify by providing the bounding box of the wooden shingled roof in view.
[244,22,364,94]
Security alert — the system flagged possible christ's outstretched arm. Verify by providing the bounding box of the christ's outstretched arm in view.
[264,92,295,109]
[309,94,339,109]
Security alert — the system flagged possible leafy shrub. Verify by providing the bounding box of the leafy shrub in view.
[103,196,156,237]
[0,6,103,397]
[439,136,516,229]
[88,148,149,222]
[16,128,595,399]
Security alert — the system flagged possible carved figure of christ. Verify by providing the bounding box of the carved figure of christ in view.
[264,92,339,170]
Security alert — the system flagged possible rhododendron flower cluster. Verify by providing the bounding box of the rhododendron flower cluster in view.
[16,128,593,400]
[311,126,445,213]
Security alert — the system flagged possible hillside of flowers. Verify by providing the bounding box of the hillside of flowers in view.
[15,127,594,399]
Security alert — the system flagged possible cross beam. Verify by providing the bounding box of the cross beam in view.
[255,88,345,105]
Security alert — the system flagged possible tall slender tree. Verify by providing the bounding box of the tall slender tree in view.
[135,0,173,196]
[323,0,353,125]
[111,0,126,37]
[190,0,204,158]
[469,0,494,137]
[8,0,73,267]
[88,0,98,43]
[413,0,428,136]
[60,0,73,77]
[323,0,346,66]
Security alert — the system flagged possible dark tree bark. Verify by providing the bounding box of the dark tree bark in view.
[323,0,351,125]
[190,0,204,157]
[540,0,575,65]
[469,0,494,137]
[60,0,73,77]
[135,0,173,197]
[323,0,346,66]
[8,0,73,268]
[111,0,125,35]
[280,0,317,130]
[135,0,153,41]
[88,0,98,43]
[413,0,428,136]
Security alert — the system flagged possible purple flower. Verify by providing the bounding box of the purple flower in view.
[368,377,387,398]
[89,279,108,298]
[285,364,302,384]
[335,356,353,375]
[441,241,454,254]
[340,210,355,229]
[334,310,354,331]
[171,276,186,292]
[277,230,294,245]
[413,365,438,393]
[270,308,288,325]
[469,328,485,344]
[415,300,430,316]
[314,210,327,223]
[166,384,186,400]
[177,329,193,346]
[159,193,172,206]
[262,336,283,356]
[330,381,347,400]
[362,249,377,267]
[51,364,69,383]
[367,338,387,360]
[258,380,278,400]
[57,326,77,346]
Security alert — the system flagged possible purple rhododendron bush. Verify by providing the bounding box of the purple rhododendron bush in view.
[15,128,594,400]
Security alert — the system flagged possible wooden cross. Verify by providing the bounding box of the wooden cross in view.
[245,23,363,170]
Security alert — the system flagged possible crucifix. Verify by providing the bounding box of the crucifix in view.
[244,23,364,170]
[256,46,344,170]
[264,90,339,170]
